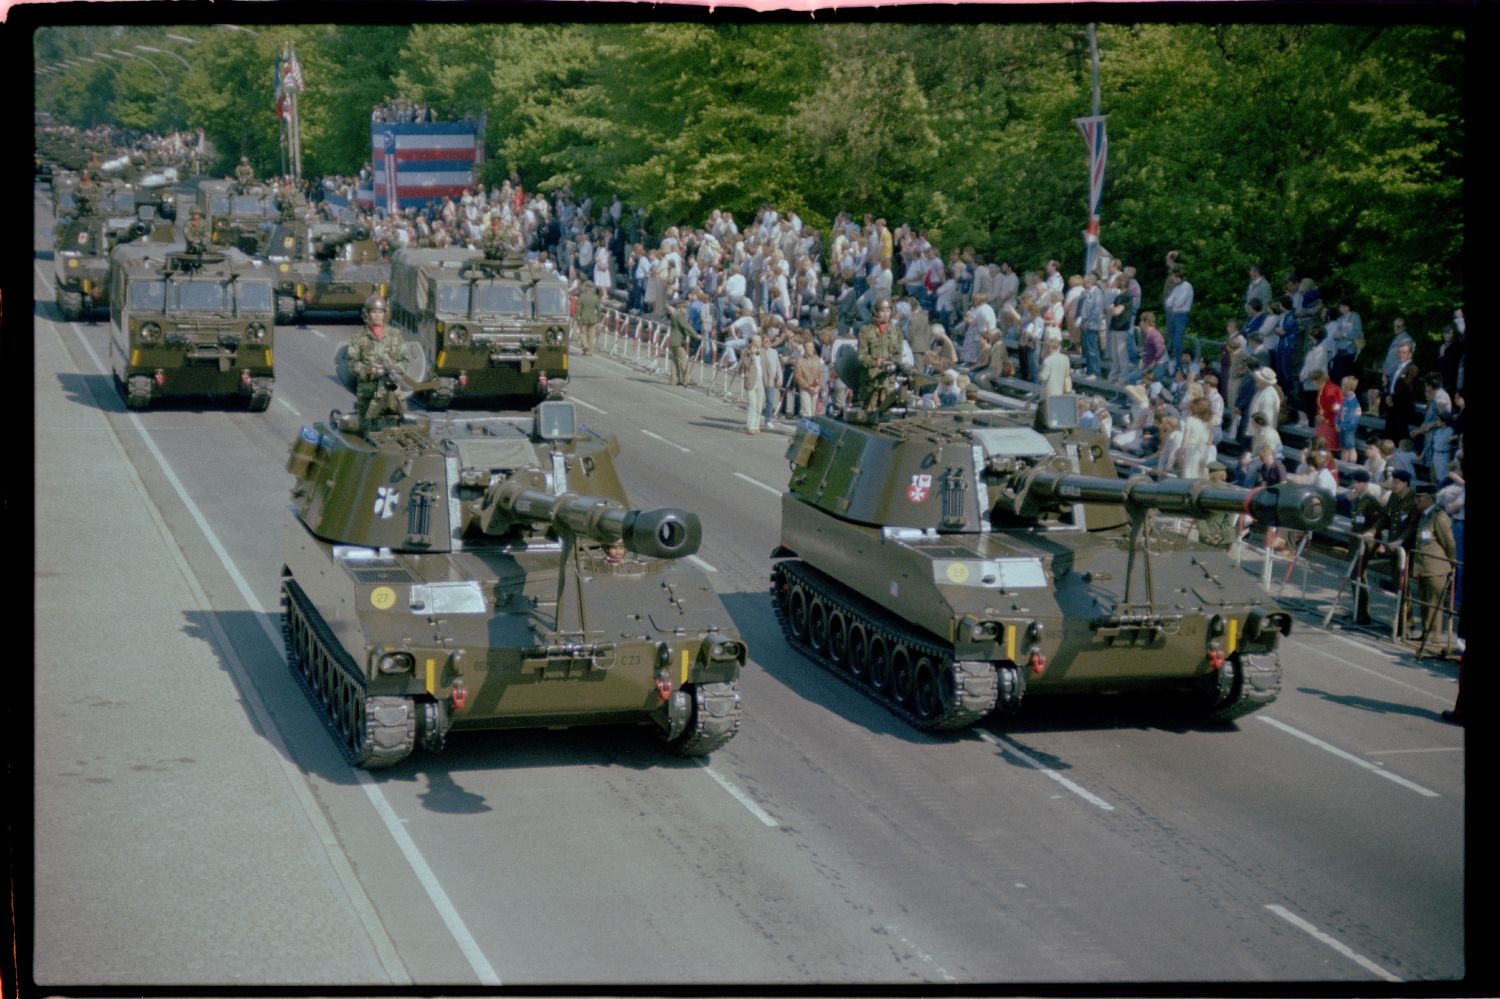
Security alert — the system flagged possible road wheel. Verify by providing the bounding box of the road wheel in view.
[808,599,829,657]
[867,634,891,694]
[847,624,870,681]
[889,644,915,706]
[912,657,945,721]
[787,584,810,642]
[827,610,849,669]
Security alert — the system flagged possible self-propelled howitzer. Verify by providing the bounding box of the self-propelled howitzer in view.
[282,400,743,768]
[771,395,1331,731]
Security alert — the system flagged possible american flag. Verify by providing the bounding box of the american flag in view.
[1074,114,1108,276]
[365,120,481,213]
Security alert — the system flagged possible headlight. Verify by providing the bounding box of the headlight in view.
[709,640,743,661]
[447,324,468,345]
[546,325,565,345]
[1243,608,1266,641]
[137,321,161,342]
[968,620,999,641]
[245,322,267,342]
[377,651,414,674]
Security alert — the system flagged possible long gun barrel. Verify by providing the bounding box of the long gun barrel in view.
[1008,470,1334,531]
[480,480,703,559]
[312,225,369,257]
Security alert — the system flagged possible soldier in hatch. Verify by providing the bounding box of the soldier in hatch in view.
[344,294,414,423]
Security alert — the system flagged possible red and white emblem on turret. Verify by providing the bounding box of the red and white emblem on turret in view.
[906,474,932,503]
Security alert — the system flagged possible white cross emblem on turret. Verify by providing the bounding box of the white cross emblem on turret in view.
[374,486,400,518]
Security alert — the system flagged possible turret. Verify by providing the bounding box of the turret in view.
[287,400,699,558]
[312,224,370,258]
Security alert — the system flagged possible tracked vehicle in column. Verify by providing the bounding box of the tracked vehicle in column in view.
[343,246,569,409]
[106,242,276,410]
[771,392,1333,730]
[265,218,389,323]
[281,398,744,768]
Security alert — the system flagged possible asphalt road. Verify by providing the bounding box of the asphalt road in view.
[30,186,1465,989]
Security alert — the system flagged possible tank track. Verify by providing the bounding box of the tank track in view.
[1204,651,1281,722]
[281,575,416,768]
[662,680,743,757]
[772,561,1003,732]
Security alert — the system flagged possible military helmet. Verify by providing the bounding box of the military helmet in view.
[362,294,389,323]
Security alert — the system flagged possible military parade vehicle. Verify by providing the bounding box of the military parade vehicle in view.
[197,178,279,255]
[264,217,390,323]
[770,391,1333,731]
[53,183,161,321]
[106,241,276,410]
[337,246,570,408]
[281,398,744,767]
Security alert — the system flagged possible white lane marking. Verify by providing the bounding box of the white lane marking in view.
[687,554,717,573]
[307,327,327,339]
[275,395,302,419]
[733,472,781,497]
[1264,904,1402,982]
[641,428,690,453]
[60,324,411,982]
[700,762,778,828]
[356,773,502,984]
[1365,746,1462,756]
[568,395,606,414]
[977,731,1115,811]
[1300,639,1453,703]
[1258,717,1440,798]
[68,323,500,984]
[882,926,957,983]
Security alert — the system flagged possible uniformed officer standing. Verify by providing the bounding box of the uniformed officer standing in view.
[183,206,209,255]
[483,215,518,258]
[666,301,693,386]
[344,294,413,423]
[1410,486,1457,646]
[856,297,904,411]
[574,280,601,356]
[1353,468,1417,626]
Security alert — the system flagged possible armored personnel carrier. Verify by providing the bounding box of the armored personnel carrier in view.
[771,394,1332,730]
[198,179,279,255]
[54,184,162,321]
[357,246,569,408]
[281,399,744,767]
[265,218,390,323]
[106,242,276,410]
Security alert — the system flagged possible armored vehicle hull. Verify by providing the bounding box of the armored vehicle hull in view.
[267,220,390,323]
[772,397,1331,730]
[387,247,570,408]
[281,404,743,767]
[107,243,276,410]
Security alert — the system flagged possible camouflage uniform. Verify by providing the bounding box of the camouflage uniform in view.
[75,175,98,217]
[856,319,904,411]
[184,212,209,254]
[235,159,255,191]
[483,219,519,259]
[346,325,414,421]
